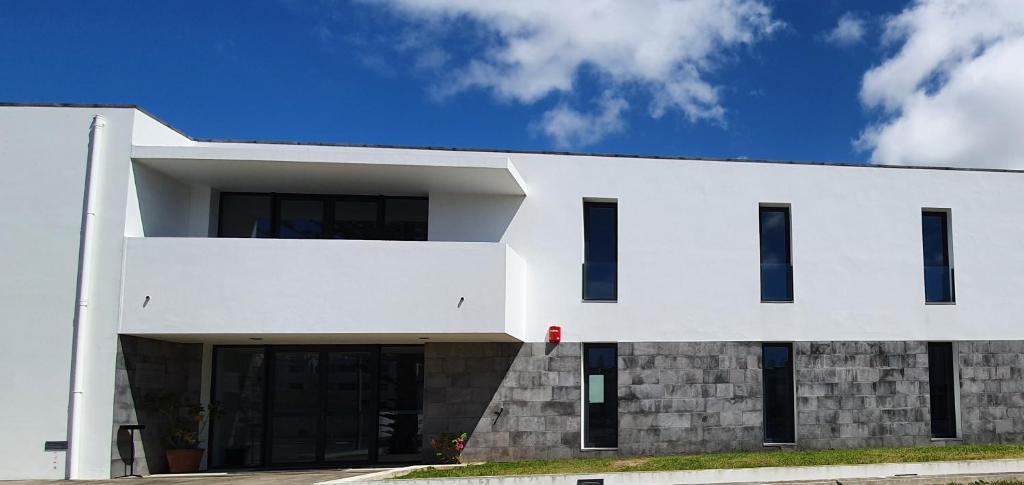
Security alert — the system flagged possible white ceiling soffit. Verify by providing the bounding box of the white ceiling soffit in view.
[131,143,527,196]
[123,332,523,345]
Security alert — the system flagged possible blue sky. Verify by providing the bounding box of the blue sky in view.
[1,1,1021,167]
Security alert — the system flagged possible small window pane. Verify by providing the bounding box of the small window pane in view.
[383,199,428,241]
[334,200,380,240]
[759,207,793,302]
[279,199,325,239]
[583,343,617,448]
[584,202,617,301]
[922,211,954,303]
[219,194,271,238]
[762,343,795,444]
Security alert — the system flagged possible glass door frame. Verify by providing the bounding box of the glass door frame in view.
[210,344,424,469]
[264,345,381,468]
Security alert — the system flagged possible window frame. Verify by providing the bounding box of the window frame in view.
[758,204,794,303]
[926,341,962,440]
[582,200,618,302]
[921,209,956,304]
[761,342,796,445]
[581,342,618,450]
[217,192,428,241]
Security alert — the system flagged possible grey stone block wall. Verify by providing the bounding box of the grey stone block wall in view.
[959,341,1024,444]
[421,339,1024,464]
[422,342,585,462]
[794,341,932,449]
[111,335,202,477]
[423,341,765,462]
[617,342,763,455]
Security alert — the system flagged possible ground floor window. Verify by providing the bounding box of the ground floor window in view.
[762,343,795,444]
[928,342,958,438]
[209,345,423,468]
[583,343,617,448]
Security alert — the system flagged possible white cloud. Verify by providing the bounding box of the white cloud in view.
[824,12,867,47]
[536,92,629,148]
[368,0,781,147]
[857,0,1024,168]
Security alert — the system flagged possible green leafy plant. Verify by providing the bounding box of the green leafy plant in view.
[144,393,221,450]
[431,432,469,464]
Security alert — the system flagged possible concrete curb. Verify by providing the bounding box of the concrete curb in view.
[316,464,472,484]
[351,458,1024,484]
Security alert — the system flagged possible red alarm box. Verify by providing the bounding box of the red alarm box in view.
[548,325,562,344]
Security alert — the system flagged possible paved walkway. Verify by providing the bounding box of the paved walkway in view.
[750,471,1024,484]
[1,467,390,485]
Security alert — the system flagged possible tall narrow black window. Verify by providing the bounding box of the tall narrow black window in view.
[759,206,793,302]
[583,343,617,448]
[922,211,955,303]
[928,342,958,438]
[762,343,795,444]
[583,201,617,301]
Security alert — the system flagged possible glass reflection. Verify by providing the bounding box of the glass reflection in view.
[211,348,265,468]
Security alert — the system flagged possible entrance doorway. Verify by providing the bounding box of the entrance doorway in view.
[209,345,423,469]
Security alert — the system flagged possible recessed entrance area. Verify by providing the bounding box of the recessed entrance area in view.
[209,345,423,469]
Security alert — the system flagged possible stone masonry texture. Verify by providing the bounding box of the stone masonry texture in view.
[794,341,932,449]
[422,341,766,461]
[423,340,1024,463]
[617,342,764,455]
[111,335,202,477]
[959,341,1024,444]
[422,342,583,462]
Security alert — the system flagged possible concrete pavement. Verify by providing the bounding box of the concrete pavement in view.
[0,467,390,484]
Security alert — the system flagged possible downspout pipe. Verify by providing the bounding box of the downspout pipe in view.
[67,115,106,479]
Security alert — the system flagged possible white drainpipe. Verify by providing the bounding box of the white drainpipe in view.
[67,115,106,479]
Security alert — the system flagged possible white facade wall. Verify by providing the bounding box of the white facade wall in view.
[2,104,1024,478]
[0,106,137,479]
[497,155,1024,343]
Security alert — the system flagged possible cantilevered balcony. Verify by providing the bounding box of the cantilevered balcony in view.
[119,237,525,343]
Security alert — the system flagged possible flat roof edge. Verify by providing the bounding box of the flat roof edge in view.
[2,101,1020,175]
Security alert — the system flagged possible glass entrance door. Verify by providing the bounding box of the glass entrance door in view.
[267,349,379,466]
[211,345,422,469]
[323,350,375,463]
[269,351,321,465]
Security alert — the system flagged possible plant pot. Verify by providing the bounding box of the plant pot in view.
[166,448,204,473]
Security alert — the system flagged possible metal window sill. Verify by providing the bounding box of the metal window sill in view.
[763,442,797,447]
[580,447,618,452]
[925,301,956,305]
[582,299,618,303]
[761,300,794,304]
[930,437,962,442]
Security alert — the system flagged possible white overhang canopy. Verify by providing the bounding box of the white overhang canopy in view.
[131,142,527,196]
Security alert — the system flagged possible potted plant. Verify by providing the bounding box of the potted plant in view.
[144,393,220,473]
[431,432,468,464]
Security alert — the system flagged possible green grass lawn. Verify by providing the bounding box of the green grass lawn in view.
[400,444,1024,479]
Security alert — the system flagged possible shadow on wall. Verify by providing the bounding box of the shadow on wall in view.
[129,161,192,237]
[429,194,525,243]
[421,342,522,463]
[111,335,202,477]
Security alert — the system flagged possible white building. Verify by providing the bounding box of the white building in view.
[2,103,1022,480]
